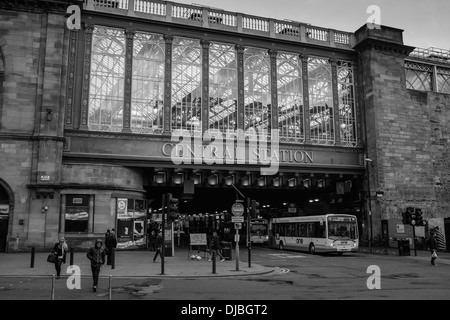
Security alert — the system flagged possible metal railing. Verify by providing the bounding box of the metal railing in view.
[82,0,355,49]
[409,47,450,64]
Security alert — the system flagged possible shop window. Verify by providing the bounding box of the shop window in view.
[116,198,147,249]
[65,195,90,233]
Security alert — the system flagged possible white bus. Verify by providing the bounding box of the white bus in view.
[269,214,359,254]
[250,218,269,245]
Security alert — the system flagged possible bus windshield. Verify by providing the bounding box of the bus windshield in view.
[251,224,267,236]
[327,219,358,240]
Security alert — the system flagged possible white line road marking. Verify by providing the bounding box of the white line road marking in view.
[268,253,307,259]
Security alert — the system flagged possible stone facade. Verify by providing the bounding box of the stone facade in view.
[0,0,449,252]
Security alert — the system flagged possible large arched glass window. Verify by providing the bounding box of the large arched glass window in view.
[131,32,165,134]
[337,61,357,147]
[244,47,271,137]
[209,42,238,135]
[171,37,202,135]
[437,67,450,94]
[405,61,432,91]
[89,26,126,132]
[277,52,304,143]
[308,57,334,145]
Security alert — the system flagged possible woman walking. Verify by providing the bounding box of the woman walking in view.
[52,237,68,279]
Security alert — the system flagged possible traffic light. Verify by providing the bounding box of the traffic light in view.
[415,208,424,226]
[250,199,260,218]
[402,207,413,225]
[166,193,179,221]
[409,207,417,226]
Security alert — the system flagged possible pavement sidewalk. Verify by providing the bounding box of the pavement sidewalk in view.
[357,247,450,265]
[0,247,274,278]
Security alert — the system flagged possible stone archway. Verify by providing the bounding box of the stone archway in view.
[0,179,14,252]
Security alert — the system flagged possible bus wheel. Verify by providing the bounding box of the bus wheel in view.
[309,243,315,255]
[279,241,284,251]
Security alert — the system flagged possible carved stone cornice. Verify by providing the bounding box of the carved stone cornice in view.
[268,49,278,60]
[354,38,415,57]
[235,45,245,55]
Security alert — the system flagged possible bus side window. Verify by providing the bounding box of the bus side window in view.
[315,222,325,238]
[300,223,307,237]
[307,223,315,237]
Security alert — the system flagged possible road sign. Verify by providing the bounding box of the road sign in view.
[235,223,242,229]
[231,202,245,216]
[232,216,244,223]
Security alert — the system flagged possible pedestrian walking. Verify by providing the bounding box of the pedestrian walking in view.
[87,239,106,292]
[149,230,157,251]
[52,237,68,279]
[105,229,111,243]
[153,231,166,263]
[430,232,438,266]
[105,228,117,265]
[209,231,225,262]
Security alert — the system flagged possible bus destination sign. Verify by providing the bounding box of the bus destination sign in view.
[328,216,355,222]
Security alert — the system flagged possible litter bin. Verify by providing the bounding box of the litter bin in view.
[397,239,411,256]
[221,241,232,260]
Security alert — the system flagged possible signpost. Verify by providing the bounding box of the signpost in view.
[231,201,244,271]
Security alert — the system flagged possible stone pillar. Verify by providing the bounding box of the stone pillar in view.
[269,50,278,133]
[122,29,135,133]
[80,23,95,131]
[300,54,311,144]
[201,40,210,134]
[236,45,245,131]
[330,58,340,145]
[354,24,415,242]
[163,36,174,134]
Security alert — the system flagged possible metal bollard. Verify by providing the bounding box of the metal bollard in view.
[70,247,74,265]
[111,248,115,269]
[108,275,112,300]
[30,247,35,268]
[50,275,55,300]
[212,250,216,274]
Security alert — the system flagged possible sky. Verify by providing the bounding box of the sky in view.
[174,0,450,50]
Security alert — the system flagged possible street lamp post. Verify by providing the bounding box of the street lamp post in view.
[365,158,373,253]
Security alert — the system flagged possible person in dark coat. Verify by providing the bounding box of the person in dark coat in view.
[105,229,111,242]
[87,239,106,292]
[149,230,157,251]
[105,229,117,265]
[430,233,438,266]
[153,231,166,263]
[209,231,225,262]
[52,237,68,279]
